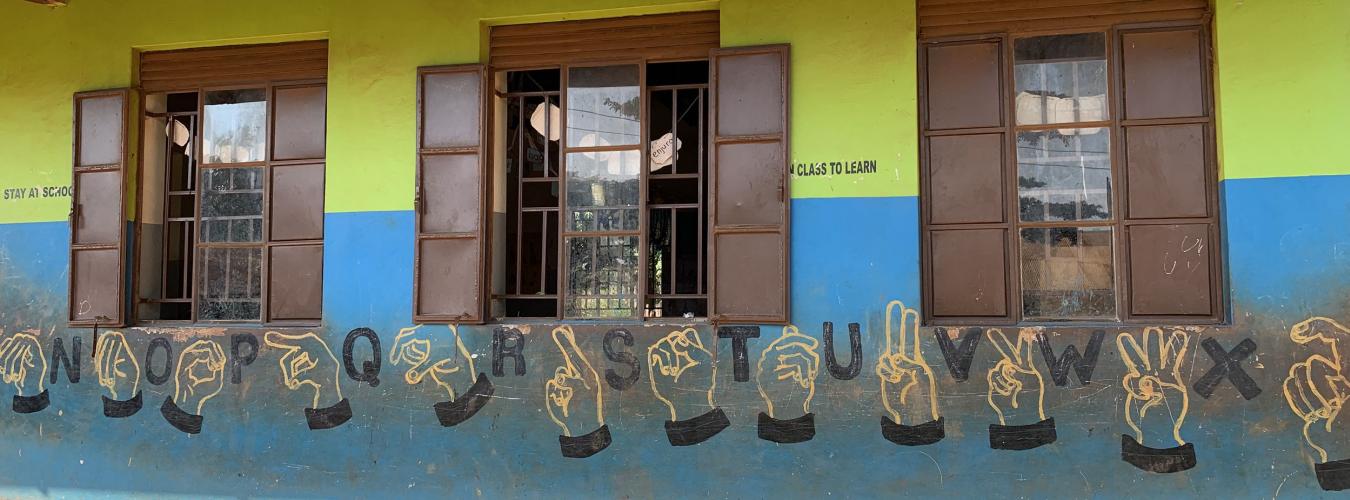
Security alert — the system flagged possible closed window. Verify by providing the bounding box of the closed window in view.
[920,23,1220,324]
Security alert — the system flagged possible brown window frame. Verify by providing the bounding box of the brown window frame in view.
[133,78,327,327]
[490,58,715,321]
[919,20,1223,327]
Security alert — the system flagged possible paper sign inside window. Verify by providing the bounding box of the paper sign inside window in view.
[649,132,682,171]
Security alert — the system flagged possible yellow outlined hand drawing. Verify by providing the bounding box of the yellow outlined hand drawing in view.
[1118,327,1191,446]
[545,325,604,437]
[95,331,140,401]
[876,300,939,425]
[1284,317,1350,464]
[390,324,476,400]
[756,325,820,419]
[0,330,47,397]
[986,328,1046,425]
[648,327,716,421]
[264,331,343,409]
[173,339,227,415]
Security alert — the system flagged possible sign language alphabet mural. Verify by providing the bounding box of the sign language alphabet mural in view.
[876,300,944,446]
[985,328,1055,450]
[755,326,820,444]
[1117,328,1196,473]
[161,339,226,434]
[546,325,610,458]
[389,325,495,427]
[0,329,49,413]
[648,327,729,446]
[95,331,142,417]
[1284,317,1350,491]
[263,331,353,430]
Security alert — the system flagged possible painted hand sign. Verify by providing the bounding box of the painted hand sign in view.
[389,325,494,427]
[1117,328,1196,473]
[876,300,944,446]
[648,327,728,446]
[545,325,610,458]
[264,331,352,430]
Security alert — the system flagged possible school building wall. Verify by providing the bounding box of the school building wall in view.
[0,0,1348,497]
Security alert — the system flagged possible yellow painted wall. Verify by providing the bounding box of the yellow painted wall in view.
[1214,0,1350,180]
[0,0,918,224]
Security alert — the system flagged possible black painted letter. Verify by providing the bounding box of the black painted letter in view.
[145,337,173,386]
[602,328,639,390]
[230,333,258,384]
[1037,330,1105,386]
[342,328,382,387]
[934,327,982,382]
[49,337,81,384]
[822,322,862,380]
[717,326,760,382]
[492,327,527,377]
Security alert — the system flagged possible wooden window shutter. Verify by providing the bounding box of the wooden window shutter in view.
[918,0,1210,39]
[69,89,131,326]
[268,82,327,322]
[489,11,719,70]
[1117,25,1219,320]
[709,45,790,324]
[414,65,488,323]
[920,38,1012,324]
[139,41,328,93]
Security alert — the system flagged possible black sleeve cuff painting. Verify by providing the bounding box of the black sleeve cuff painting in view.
[559,424,612,458]
[1120,434,1197,473]
[433,373,495,427]
[1315,458,1350,491]
[665,407,730,446]
[881,415,945,446]
[758,412,815,444]
[305,398,353,430]
[989,417,1057,450]
[12,389,49,414]
[160,396,203,434]
[102,390,143,418]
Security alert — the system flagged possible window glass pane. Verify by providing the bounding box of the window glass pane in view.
[1014,33,1108,125]
[1017,128,1111,222]
[200,167,264,243]
[567,65,640,147]
[566,150,640,232]
[203,89,267,163]
[197,246,263,321]
[565,235,639,318]
[1020,227,1115,320]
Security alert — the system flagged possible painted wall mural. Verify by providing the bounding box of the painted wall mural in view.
[2,298,1339,491]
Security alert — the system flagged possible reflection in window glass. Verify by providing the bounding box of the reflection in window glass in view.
[1020,227,1114,320]
[200,167,264,243]
[566,235,639,318]
[567,65,640,147]
[1017,128,1111,222]
[566,150,640,232]
[197,246,262,321]
[1014,33,1108,126]
[203,89,267,163]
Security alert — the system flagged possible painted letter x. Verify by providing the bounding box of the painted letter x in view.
[1192,337,1261,400]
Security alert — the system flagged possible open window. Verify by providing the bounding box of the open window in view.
[128,41,327,324]
[414,12,790,324]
